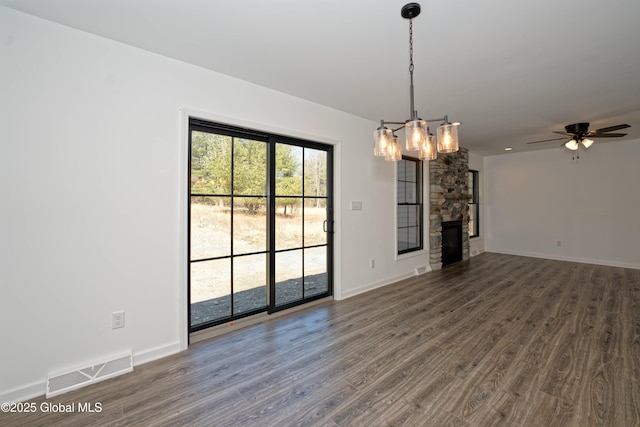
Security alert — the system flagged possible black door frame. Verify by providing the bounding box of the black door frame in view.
[267,134,334,314]
[188,118,333,332]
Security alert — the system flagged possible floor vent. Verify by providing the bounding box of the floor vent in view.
[415,265,428,275]
[46,352,133,398]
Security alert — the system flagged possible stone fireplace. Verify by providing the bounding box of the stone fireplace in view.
[429,147,471,270]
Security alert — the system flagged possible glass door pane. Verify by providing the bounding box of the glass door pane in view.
[304,149,327,197]
[304,200,327,247]
[275,250,303,306]
[189,127,268,330]
[190,259,231,325]
[304,246,328,297]
[273,143,330,308]
[302,147,330,299]
[275,198,303,250]
[190,196,230,260]
[233,254,267,314]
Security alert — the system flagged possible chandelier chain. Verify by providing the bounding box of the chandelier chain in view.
[409,19,414,75]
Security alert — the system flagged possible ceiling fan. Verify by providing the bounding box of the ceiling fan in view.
[526,122,631,151]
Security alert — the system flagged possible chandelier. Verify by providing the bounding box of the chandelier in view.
[373,3,460,161]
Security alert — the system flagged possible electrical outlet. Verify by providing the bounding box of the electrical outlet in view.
[112,311,125,329]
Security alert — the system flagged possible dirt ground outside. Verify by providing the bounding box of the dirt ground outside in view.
[189,202,328,304]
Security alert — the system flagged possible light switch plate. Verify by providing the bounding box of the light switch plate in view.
[350,200,362,211]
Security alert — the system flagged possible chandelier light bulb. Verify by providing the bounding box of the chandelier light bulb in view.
[413,129,421,144]
[443,132,452,148]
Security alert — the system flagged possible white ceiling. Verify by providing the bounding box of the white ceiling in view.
[3,0,640,155]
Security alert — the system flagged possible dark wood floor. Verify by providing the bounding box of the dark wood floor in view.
[3,253,640,426]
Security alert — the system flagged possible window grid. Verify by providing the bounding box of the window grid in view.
[469,169,479,238]
[397,157,423,254]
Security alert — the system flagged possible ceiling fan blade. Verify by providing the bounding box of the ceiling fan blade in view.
[552,131,573,136]
[591,124,630,134]
[590,133,627,138]
[526,137,567,144]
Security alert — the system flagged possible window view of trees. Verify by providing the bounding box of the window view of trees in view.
[191,132,326,214]
[191,132,233,195]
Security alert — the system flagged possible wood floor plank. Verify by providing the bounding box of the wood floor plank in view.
[519,390,576,426]
[480,390,527,426]
[3,253,639,427]
[440,341,521,423]
[383,399,469,427]
[539,332,591,405]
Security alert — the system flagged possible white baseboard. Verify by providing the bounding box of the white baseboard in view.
[2,341,183,403]
[487,249,640,270]
[132,340,183,366]
[338,271,416,300]
[470,248,485,257]
[0,380,46,405]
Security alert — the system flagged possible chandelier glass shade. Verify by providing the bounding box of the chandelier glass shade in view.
[405,119,428,151]
[373,123,392,156]
[372,2,459,161]
[419,131,437,160]
[436,117,460,153]
[385,134,402,161]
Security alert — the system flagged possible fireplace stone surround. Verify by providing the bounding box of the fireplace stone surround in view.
[429,147,471,270]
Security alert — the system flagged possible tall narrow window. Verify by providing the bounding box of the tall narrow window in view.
[397,156,423,254]
[468,170,479,238]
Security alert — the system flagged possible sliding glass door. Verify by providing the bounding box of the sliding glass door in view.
[188,120,332,332]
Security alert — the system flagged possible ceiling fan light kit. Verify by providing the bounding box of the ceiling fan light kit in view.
[564,139,579,151]
[581,138,594,149]
[373,2,460,162]
[564,137,593,151]
[526,122,630,154]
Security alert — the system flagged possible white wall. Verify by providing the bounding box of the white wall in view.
[484,141,640,268]
[0,7,434,401]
